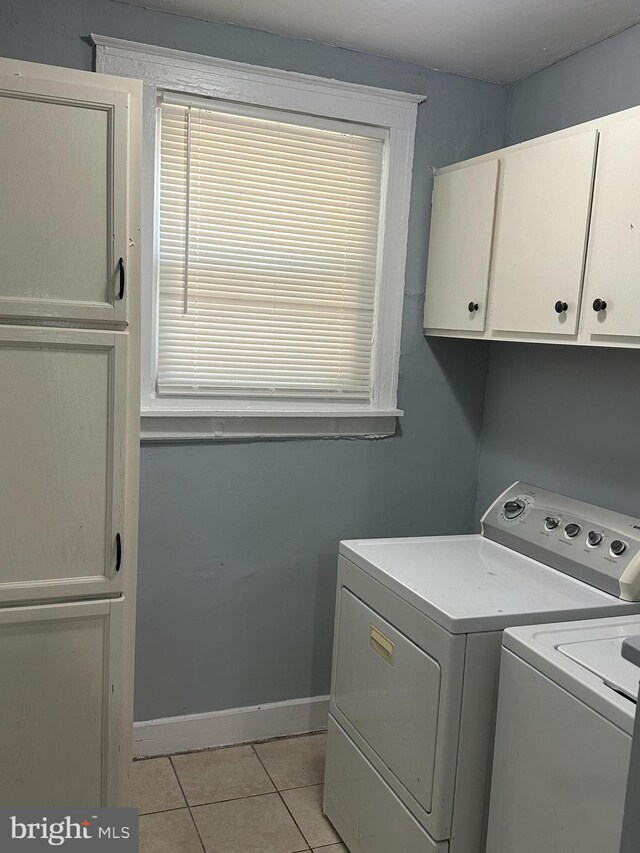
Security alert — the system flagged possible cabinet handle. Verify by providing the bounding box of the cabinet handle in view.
[117,257,125,300]
[115,532,122,572]
[468,301,479,312]
[554,301,568,314]
[593,298,608,312]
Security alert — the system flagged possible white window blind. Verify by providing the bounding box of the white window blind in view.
[157,98,385,401]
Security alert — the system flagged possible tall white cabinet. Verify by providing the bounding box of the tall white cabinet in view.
[0,59,141,807]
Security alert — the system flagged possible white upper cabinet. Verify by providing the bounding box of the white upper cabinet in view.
[425,103,640,347]
[490,129,598,336]
[582,114,640,339]
[0,62,134,324]
[424,159,499,333]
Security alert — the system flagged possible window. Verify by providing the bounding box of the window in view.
[158,97,385,402]
[94,36,420,440]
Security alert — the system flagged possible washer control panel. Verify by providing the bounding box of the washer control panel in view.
[482,482,640,601]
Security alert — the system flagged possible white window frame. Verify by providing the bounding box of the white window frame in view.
[93,35,420,441]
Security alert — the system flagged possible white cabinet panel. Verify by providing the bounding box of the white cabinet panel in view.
[0,327,128,603]
[0,598,124,807]
[424,159,499,332]
[583,115,640,339]
[490,130,598,335]
[0,65,133,324]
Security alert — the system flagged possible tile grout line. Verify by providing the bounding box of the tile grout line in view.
[183,789,277,808]
[276,781,328,794]
[168,754,208,853]
[276,790,313,851]
[250,742,278,787]
[251,744,314,851]
[138,804,189,818]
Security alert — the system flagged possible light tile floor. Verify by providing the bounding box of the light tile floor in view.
[132,732,347,853]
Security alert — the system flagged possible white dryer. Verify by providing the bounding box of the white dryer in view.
[323,483,640,853]
[486,614,640,853]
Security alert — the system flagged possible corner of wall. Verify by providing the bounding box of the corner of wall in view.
[470,343,492,529]
[470,80,515,528]
[503,81,516,146]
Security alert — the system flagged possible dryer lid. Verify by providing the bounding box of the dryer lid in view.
[339,535,638,634]
[558,637,639,703]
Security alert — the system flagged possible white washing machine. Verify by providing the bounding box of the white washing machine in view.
[486,614,640,853]
[323,483,640,853]
[620,635,640,852]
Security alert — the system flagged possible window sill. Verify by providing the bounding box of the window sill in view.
[140,410,402,442]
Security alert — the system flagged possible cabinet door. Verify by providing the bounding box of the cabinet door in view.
[0,61,136,324]
[582,115,640,339]
[0,327,128,603]
[490,130,598,335]
[0,598,124,807]
[424,159,499,332]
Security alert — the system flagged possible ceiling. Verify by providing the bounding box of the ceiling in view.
[122,0,640,83]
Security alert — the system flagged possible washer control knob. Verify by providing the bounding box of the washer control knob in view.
[545,516,560,530]
[504,499,526,520]
[611,539,627,557]
[587,531,603,547]
[565,522,581,538]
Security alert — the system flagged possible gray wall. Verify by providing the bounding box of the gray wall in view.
[0,0,507,719]
[477,23,640,519]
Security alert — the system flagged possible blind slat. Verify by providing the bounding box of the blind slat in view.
[157,101,384,399]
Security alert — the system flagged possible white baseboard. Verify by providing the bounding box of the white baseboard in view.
[133,695,330,758]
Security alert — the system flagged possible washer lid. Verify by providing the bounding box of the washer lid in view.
[339,535,640,634]
[558,637,640,702]
[504,615,640,733]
